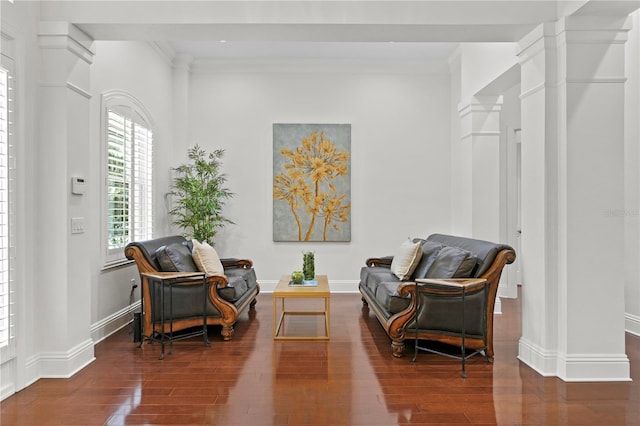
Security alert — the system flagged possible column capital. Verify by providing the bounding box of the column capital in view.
[557,15,631,83]
[458,95,503,118]
[558,15,632,44]
[459,95,503,141]
[516,22,557,62]
[38,22,94,65]
[518,14,632,60]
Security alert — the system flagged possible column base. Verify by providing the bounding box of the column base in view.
[518,337,631,381]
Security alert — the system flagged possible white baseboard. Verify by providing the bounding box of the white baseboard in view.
[517,337,558,377]
[557,353,631,382]
[0,358,16,401]
[22,354,41,391]
[13,303,139,396]
[0,381,15,402]
[27,338,96,379]
[625,312,640,336]
[494,297,502,314]
[518,337,631,381]
[90,301,141,344]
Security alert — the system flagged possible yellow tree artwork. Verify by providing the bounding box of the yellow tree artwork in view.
[273,124,351,242]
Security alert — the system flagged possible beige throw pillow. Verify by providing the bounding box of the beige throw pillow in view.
[390,240,423,280]
[191,239,225,276]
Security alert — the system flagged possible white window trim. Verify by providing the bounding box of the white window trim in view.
[101,90,154,268]
[0,34,16,363]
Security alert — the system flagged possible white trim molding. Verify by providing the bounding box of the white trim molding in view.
[518,337,560,377]
[557,353,631,382]
[626,312,640,336]
[25,339,95,380]
[38,21,94,64]
[91,301,141,345]
[494,297,502,315]
[0,359,16,401]
[458,95,504,141]
[518,337,632,382]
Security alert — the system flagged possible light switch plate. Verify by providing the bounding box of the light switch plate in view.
[71,217,85,234]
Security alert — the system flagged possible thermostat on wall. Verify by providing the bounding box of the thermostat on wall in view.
[71,177,86,195]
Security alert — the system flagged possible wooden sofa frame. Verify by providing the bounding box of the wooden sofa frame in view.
[125,240,259,342]
[361,247,516,358]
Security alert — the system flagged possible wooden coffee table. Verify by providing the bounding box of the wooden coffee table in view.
[273,274,330,340]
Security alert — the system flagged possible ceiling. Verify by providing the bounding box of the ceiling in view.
[39,0,640,61]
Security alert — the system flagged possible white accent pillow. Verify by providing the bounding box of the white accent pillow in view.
[390,240,423,280]
[191,239,225,276]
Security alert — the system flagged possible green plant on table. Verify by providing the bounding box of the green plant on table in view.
[291,270,303,284]
[303,251,315,281]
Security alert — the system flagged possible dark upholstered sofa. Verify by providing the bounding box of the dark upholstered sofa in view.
[125,236,259,342]
[359,234,515,358]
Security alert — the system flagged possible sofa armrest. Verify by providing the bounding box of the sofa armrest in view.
[414,278,487,294]
[205,274,231,288]
[221,258,253,269]
[141,271,204,281]
[365,256,393,267]
[143,271,232,289]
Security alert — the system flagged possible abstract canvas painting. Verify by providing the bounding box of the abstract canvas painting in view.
[273,123,351,242]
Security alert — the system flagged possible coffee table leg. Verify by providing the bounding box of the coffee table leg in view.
[325,296,330,339]
[273,296,277,338]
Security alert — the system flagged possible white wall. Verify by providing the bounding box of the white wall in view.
[88,41,175,341]
[448,49,473,236]
[188,60,453,289]
[625,10,640,336]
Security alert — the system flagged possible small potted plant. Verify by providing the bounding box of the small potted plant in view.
[291,270,304,284]
[303,251,315,281]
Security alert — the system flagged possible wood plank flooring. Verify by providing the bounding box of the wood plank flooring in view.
[1,292,639,425]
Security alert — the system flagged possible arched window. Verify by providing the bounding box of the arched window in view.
[102,91,153,266]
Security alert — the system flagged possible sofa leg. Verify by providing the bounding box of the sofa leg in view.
[249,298,257,310]
[221,325,234,341]
[361,297,368,306]
[391,340,405,358]
[486,346,494,360]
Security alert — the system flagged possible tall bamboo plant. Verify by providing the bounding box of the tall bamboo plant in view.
[167,145,234,246]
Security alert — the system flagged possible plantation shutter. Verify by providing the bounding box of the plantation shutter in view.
[0,65,15,350]
[132,120,153,242]
[106,107,153,258]
[107,110,132,251]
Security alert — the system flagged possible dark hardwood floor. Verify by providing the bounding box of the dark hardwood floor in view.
[1,291,639,425]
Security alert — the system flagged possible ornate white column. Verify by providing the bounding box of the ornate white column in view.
[35,22,95,378]
[459,95,505,311]
[518,15,631,381]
